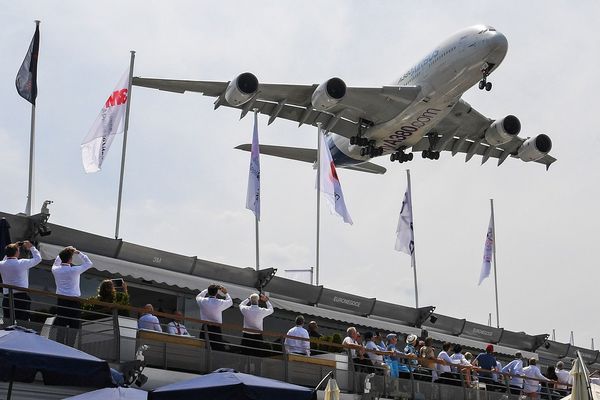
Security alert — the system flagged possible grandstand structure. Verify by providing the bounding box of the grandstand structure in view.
[0,211,597,399]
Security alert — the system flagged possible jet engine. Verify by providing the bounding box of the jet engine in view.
[311,77,346,111]
[485,115,521,146]
[224,72,259,106]
[517,134,552,162]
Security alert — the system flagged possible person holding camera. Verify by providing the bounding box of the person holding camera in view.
[0,241,42,321]
[196,284,232,351]
[52,246,93,345]
[239,293,273,356]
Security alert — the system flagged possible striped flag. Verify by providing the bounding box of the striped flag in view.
[318,129,352,224]
[246,112,261,219]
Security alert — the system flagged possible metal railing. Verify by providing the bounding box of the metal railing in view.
[0,283,572,399]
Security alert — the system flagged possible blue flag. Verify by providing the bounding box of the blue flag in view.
[16,24,40,105]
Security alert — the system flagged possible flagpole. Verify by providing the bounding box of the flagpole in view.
[115,50,135,239]
[316,123,322,286]
[490,198,500,328]
[253,109,260,272]
[406,169,419,308]
[25,20,40,216]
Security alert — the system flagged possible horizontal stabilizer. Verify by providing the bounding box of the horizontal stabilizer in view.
[235,144,386,174]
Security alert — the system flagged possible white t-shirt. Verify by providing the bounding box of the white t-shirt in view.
[196,289,232,324]
[555,368,571,389]
[284,325,310,355]
[239,298,273,332]
[51,253,93,297]
[501,359,524,387]
[437,350,453,373]
[343,336,359,358]
[522,365,549,394]
[0,247,42,294]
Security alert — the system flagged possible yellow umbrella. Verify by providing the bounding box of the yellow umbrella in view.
[567,352,594,400]
[324,377,340,400]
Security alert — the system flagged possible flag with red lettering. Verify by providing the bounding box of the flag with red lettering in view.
[15,24,40,105]
[81,70,129,173]
[479,213,494,285]
[245,112,260,220]
[318,129,353,224]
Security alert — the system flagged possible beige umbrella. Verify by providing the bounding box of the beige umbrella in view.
[562,352,596,400]
[324,377,340,400]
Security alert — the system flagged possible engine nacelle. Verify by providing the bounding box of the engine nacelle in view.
[224,72,259,106]
[517,134,552,162]
[485,115,521,146]
[311,77,346,111]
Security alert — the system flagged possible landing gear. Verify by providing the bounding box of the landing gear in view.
[421,150,440,160]
[360,142,384,157]
[390,150,413,163]
[478,62,495,92]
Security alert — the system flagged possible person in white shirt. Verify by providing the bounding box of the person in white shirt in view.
[364,331,391,374]
[437,342,462,386]
[450,344,473,386]
[167,311,190,336]
[0,241,41,322]
[138,304,162,332]
[239,293,273,357]
[522,358,550,398]
[501,352,524,395]
[284,315,310,356]
[342,327,371,372]
[555,361,571,394]
[51,246,93,345]
[196,284,233,351]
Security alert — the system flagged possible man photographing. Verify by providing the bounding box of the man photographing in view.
[52,246,93,345]
[0,241,42,321]
[196,284,232,351]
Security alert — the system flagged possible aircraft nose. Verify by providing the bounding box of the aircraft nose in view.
[489,31,508,56]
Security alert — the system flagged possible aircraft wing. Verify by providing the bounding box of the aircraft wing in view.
[234,144,386,174]
[132,77,421,139]
[412,99,557,169]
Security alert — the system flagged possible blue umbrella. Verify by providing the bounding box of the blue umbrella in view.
[0,326,113,399]
[149,368,316,400]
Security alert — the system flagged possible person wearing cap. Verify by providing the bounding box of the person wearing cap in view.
[501,352,525,395]
[522,358,550,398]
[404,334,420,368]
[0,241,42,321]
[474,344,499,388]
[239,293,273,356]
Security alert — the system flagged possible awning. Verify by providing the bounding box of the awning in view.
[38,243,255,300]
[269,297,422,336]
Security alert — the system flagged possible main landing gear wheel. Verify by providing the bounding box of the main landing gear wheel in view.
[390,151,413,163]
[485,82,492,91]
[422,150,440,160]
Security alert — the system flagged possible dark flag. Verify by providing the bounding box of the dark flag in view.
[16,23,40,105]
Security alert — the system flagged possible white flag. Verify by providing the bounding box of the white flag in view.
[479,214,494,285]
[318,129,353,225]
[81,70,130,173]
[395,183,414,256]
[246,112,260,220]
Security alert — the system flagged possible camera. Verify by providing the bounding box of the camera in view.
[17,241,24,247]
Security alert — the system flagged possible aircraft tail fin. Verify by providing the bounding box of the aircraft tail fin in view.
[235,144,386,174]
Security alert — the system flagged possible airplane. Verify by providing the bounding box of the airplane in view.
[133,24,555,174]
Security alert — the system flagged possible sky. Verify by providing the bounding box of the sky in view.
[1,1,598,349]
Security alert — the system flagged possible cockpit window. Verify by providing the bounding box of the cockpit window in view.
[488,27,496,31]
[478,28,488,34]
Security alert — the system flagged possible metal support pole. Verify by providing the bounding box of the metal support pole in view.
[316,123,322,286]
[310,266,314,286]
[255,215,259,271]
[407,170,419,309]
[112,308,121,362]
[8,288,15,325]
[115,50,136,239]
[491,199,500,328]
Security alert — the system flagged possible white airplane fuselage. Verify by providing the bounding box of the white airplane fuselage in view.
[328,25,509,166]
